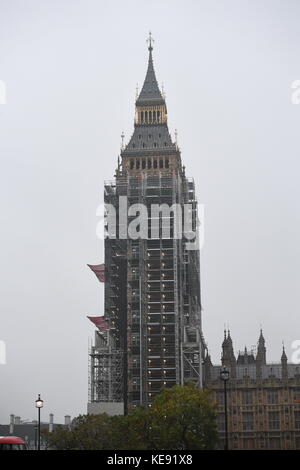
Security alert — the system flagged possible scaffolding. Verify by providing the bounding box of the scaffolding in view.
[89,329,123,403]
[89,172,205,411]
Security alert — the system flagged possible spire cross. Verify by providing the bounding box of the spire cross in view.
[121,131,125,150]
[147,31,154,51]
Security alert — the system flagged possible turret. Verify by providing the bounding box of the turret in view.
[281,344,288,381]
[256,329,266,379]
[203,350,213,384]
[257,329,266,364]
[221,329,236,378]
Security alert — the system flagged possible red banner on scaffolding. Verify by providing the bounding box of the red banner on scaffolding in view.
[87,316,109,331]
[87,263,105,282]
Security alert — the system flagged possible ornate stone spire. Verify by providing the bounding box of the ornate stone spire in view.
[221,329,236,378]
[281,344,288,381]
[136,32,165,106]
[256,328,266,365]
[203,350,213,383]
[256,329,266,380]
[281,344,288,362]
[259,328,265,345]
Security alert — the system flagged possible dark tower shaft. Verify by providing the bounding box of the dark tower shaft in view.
[89,38,205,413]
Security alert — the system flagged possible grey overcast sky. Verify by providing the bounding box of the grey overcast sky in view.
[0,0,299,424]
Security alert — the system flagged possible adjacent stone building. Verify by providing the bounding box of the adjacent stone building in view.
[204,330,300,449]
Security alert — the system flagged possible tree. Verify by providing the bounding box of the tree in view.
[112,383,218,450]
[43,384,218,450]
[110,407,150,449]
[42,425,77,450]
[44,413,116,450]
[145,383,218,450]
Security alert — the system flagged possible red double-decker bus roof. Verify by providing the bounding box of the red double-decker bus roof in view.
[0,436,26,444]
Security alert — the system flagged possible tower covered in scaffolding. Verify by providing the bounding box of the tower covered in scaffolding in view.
[88,37,205,415]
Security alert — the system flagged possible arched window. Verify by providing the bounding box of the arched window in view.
[159,159,163,168]
[165,158,169,168]
[149,111,152,122]
[154,142,157,148]
[136,159,140,169]
[142,159,146,169]
[130,159,134,169]
[148,159,152,169]
[143,143,146,148]
[145,111,148,122]
[157,110,160,122]
[141,111,144,123]
[153,159,158,169]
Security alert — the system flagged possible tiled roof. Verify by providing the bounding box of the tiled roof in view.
[136,49,164,106]
[123,124,176,155]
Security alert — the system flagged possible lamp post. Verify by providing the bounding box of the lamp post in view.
[35,394,44,450]
[220,366,229,450]
[34,422,37,450]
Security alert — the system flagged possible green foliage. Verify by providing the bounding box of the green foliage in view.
[43,384,218,450]
[146,383,218,450]
[42,425,77,450]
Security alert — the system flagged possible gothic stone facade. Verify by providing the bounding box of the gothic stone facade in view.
[204,330,300,450]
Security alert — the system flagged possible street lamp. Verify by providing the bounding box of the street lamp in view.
[35,394,44,450]
[220,366,229,450]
